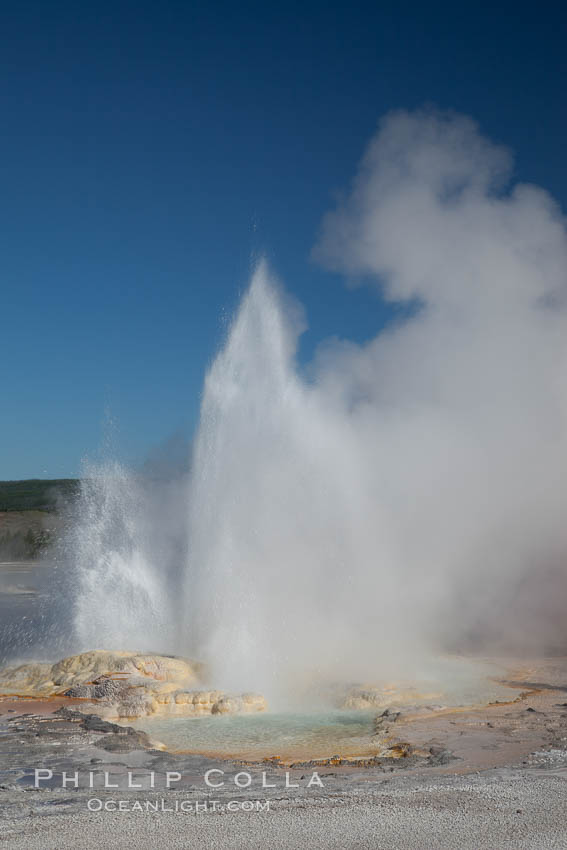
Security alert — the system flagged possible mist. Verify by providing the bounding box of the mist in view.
[60,108,567,701]
[311,108,567,659]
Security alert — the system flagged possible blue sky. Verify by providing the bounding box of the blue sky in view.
[1,0,566,479]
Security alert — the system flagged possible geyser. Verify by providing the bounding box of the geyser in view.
[65,108,567,702]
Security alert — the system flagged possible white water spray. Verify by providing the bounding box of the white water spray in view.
[183,264,413,697]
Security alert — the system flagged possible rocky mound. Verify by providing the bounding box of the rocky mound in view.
[340,683,443,710]
[0,650,267,721]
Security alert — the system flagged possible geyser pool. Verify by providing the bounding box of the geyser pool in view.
[132,660,515,760]
[135,710,377,761]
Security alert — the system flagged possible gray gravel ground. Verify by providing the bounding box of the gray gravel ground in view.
[1,768,566,849]
[2,654,567,848]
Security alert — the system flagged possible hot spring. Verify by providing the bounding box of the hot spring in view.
[29,110,567,758]
[25,262,506,759]
[131,657,515,760]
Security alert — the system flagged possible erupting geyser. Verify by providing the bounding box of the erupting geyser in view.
[64,108,567,704]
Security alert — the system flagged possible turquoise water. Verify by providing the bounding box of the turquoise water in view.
[136,710,377,760]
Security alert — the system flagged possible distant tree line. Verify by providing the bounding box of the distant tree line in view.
[0,479,79,512]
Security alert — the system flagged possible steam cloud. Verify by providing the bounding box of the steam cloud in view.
[65,109,567,700]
